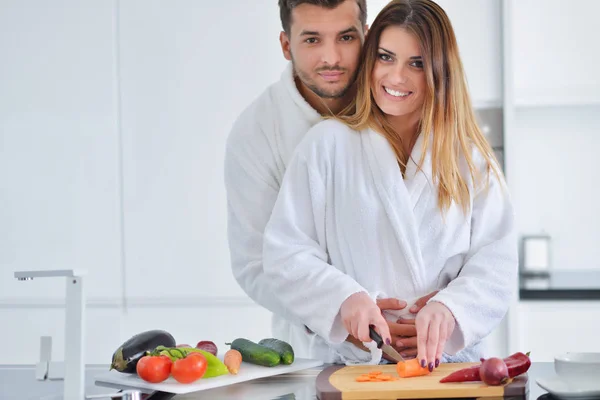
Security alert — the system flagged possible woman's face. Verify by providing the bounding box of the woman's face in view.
[371,26,426,118]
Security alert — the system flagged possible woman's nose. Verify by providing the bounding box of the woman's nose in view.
[390,65,408,84]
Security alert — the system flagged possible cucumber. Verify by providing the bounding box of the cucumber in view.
[258,338,294,365]
[226,338,281,367]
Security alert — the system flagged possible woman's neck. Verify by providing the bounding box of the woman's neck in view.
[386,111,422,157]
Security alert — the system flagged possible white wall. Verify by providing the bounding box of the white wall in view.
[2,0,597,366]
[504,0,600,272]
[503,0,600,361]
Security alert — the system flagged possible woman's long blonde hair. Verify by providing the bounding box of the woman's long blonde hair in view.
[335,0,502,215]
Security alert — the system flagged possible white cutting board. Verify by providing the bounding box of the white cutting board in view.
[95,357,323,394]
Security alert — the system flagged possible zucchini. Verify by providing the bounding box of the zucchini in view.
[226,338,281,367]
[258,338,294,365]
[110,330,176,373]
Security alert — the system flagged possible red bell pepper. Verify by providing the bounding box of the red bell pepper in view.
[439,352,531,383]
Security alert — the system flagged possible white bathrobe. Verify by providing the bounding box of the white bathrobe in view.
[225,63,339,340]
[262,119,518,364]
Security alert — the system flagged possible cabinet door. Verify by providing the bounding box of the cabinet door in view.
[0,0,122,302]
[510,0,600,106]
[438,0,503,108]
[118,0,287,299]
[513,302,600,361]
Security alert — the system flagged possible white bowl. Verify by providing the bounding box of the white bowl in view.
[554,352,600,384]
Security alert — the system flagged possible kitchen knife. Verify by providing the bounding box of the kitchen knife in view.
[369,325,405,363]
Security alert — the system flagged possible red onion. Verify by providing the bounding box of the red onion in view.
[480,357,509,385]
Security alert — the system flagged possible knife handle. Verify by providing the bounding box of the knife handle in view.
[369,325,383,349]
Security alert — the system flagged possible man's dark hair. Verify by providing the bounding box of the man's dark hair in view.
[278,0,367,34]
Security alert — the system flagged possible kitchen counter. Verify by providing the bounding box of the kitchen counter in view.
[519,269,600,300]
[0,362,562,400]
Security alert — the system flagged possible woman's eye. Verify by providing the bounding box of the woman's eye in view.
[410,60,424,68]
[378,53,392,62]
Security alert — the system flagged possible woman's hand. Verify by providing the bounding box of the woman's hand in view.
[415,301,455,371]
[340,292,391,345]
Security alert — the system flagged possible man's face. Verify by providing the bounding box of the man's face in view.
[280,0,364,99]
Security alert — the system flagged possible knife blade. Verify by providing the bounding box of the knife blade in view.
[369,325,405,363]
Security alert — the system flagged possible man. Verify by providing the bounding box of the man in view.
[224,0,433,362]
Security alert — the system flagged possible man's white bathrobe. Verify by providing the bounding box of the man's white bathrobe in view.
[225,63,323,321]
[262,119,518,364]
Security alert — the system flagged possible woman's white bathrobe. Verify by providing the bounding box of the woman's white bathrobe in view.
[262,119,518,364]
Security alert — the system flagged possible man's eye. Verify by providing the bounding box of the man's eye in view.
[305,38,318,44]
[378,53,392,62]
[340,35,354,41]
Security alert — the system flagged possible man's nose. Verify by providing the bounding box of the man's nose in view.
[321,41,342,66]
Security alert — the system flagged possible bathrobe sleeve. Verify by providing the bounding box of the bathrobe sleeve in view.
[262,134,368,345]
[429,163,518,355]
[224,122,303,324]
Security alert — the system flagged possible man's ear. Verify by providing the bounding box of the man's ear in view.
[364,24,369,37]
[280,31,292,61]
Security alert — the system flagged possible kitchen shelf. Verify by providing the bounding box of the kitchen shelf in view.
[520,289,600,301]
[519,269,600,301]
[473,100,503,110]
[514,87,600,108]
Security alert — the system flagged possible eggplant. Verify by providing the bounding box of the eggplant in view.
[110,329,176,373]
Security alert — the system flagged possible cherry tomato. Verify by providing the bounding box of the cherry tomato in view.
[171,353,207,384]
[136,355,172,383]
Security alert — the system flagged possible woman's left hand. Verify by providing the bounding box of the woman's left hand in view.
[415,301,455,371]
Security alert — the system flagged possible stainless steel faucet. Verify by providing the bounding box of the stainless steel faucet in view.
[86,390,142,400]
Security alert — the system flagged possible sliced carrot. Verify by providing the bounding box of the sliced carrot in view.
[368,371,382,376]
[356,372,400,382]
[396,359,431,378]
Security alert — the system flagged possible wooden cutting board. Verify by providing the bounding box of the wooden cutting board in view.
[316,363,528,400]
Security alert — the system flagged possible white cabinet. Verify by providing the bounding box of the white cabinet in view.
[503,0,600,271]
[511,301,600,361]
[436,0,503,108]
[0,0,123,302]
[503,0,600,356]
[509,0,600,107]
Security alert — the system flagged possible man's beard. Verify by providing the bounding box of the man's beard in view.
[292,58,352,99]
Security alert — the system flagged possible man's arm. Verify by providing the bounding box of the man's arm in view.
[224,123,300,323]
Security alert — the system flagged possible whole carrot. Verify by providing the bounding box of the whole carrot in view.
[223,349,242,375]
[397,358,431,378]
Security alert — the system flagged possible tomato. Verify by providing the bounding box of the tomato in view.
[136,355,172,383]
[171,353,207,384]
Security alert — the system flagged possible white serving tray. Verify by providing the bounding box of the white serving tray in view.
[94,357,323,395]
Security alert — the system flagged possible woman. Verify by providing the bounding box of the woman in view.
[262,0,517,370]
